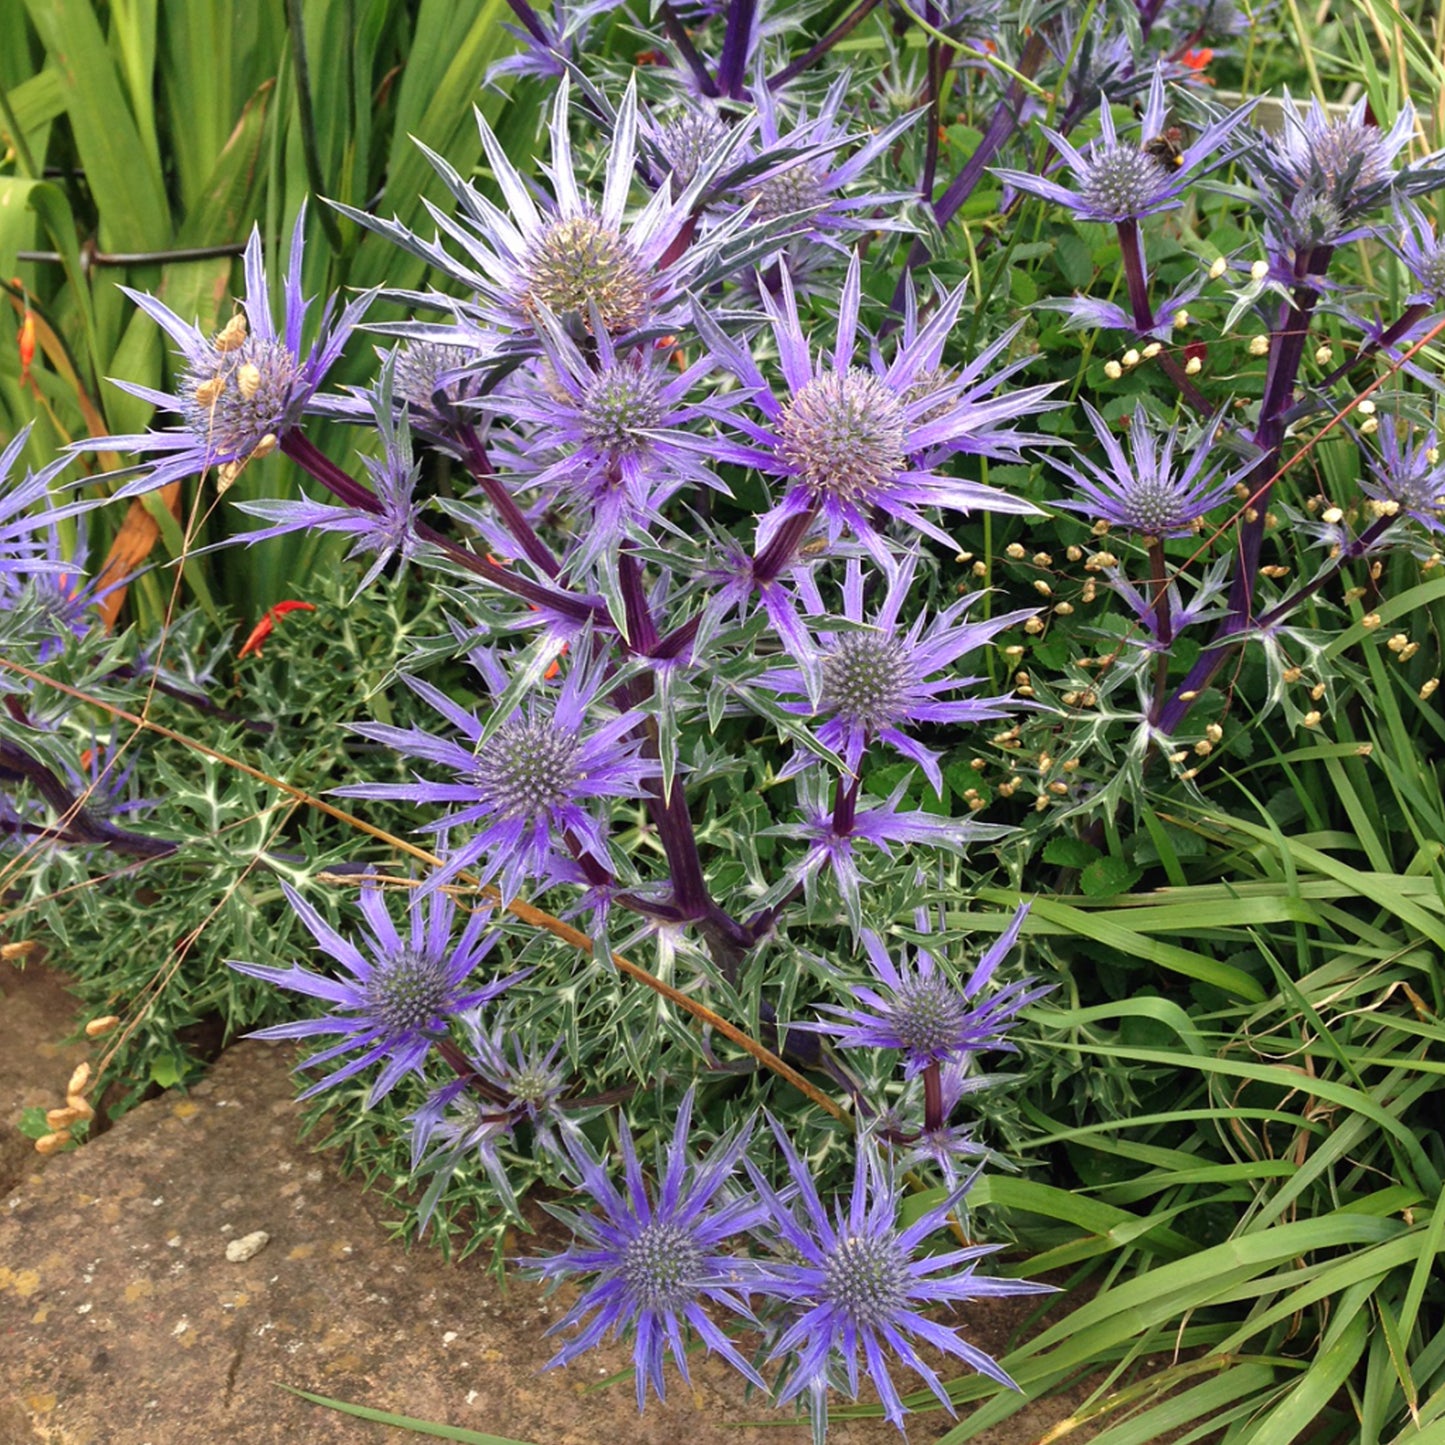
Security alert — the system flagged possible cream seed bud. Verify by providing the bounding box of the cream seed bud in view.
[1387,633,1409,652]
[1005,542,1026,559]
[1302,710,1321,727]
[1066,545,1083,561]
[1122,348,1141,368]
[1248,334,1270,356]
[35,1132,71,1156]
[1357,399,1376,416]
[1400,642,1420,662]
[1024,617,1045,634]
[45,1105,87,1129]
[1142,342,1162,359]
[1359,416,1378,435]
[215,314,248,352]
[1184,356,1202,375]
[67,1063,92,1098]
[1250,259,1269,282]
[1343,586,1367,601]
[1169,749,1189,764]
[85,1015,119,1039]
[1310,682,1327,700]
[1244,507,1259,523]
[1194,740,1213,755]
[1081,581,1097,603]
[1015,672,1031,685]
[1054,601,1075,616]
[971,757,987,770]
[1355,743,1373,757]
[968,797,988,811]
[1259,565,1290,578]
[1061,692,1079,707]
[1174,310,1190,329]
[65,1096,94,1121]
[1063,758,1081,772]
[1032,551,1053,566]
[1179,689,1198,701]
[1421,679,1440,700]
[955,551,973,563]
[1017,685,1035,698]
[1033,580,1053,596]
[1322,506,1343,524]
[972,562,988,578]
[252,432,278,459]
[1314,345,1333,365]
[1,941,36,961]
[236,363,263,400]
[1209,256,1229,279]
[1104,360,1124,380]
[1049,781,1069,795]
[1282,666,1303,682]
[1430,448,1441,465]
[1035,795,1050,811]
[194,376,225,406]
[1003,644,1025,658]
[1206,723,1224,743]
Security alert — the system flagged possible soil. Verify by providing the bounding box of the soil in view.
[0,959,1097,1445]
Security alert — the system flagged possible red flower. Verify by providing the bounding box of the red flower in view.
[238,600,316,658]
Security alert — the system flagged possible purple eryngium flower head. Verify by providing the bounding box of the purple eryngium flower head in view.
[230,884,526,1106]
[229,359,427,595]
[1049,402,1248,538]
[86,205,372,499]
[1390,201,1445,307]
[778,773,1007,932]
[335,645,659,901]
[733,71,917,254]
[528,1089,765,1410]
[503,312,733,574]
[407,1012,571,1224]
[762,555,1035,793]
[800,903,1038,1075]
[701,252,1055,567]
[993,67,1255,224]
[1362,414,1445,533]
[1244,94,1440,248]
[355,79,734,342]
[747,1124,1052,1437]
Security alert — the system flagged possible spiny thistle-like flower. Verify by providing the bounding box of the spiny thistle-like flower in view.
[349,79,748,342]
[993,67,1255,224]
[1390,201,1445,306]
[1107,556,1231,650]
[800,903,1040,1076]
[1362,414,1445,533]
[778,774,1007,930]
[229,365,427,595]
[732,71,916,250]
[1048,402,1249,538]
[759,556,1034,794]
[408,1012,571,1223]
[503,312,736,573]
[335,646,659,901]
[700,253,1056,567]
[646,100,733,191]
[1244,94,1443,248]
[747,1125,1052,1439]
[527,1090,765,1410]
[229,886,526,1106]
[86,206,372,499]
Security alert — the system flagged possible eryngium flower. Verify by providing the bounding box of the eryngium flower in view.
[350,79,738,340]
[1390,201,1445,306]
[701,253,1056,566]
[229,364,427,595]
[993,67,1254,224]
[1048,402,1248,538]
[760,556,1034,794]
[88,205,372,498]
[800,903,1040,1076]
[502,313,735,574]
[528,1090,765,1410]
[335,647,659,901]
[1244,95,1444,247]
[748,1125,1052,1437]
[229,885,526,1106]
[1362,414,1445,532]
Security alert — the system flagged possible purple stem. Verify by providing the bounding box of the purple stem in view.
[456,424,561,579]
[1114,219,1213,413]
[831,773,861,838]
[502,0,552,48]
[753,508,818,586]
[660,4,719,97]
[717,0,757,99]
[1312,303,1430,395]
[921,1060,945,1133]
[767,0,884,91]
[618,550,660,652]
[280,432,601,624]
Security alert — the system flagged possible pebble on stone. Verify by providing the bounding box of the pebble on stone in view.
[225,1230,270,1263]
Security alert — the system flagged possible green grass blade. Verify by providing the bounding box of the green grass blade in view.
[281,1385,538,1444]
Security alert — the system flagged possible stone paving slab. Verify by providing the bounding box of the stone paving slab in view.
[0,1035,1081,1445]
